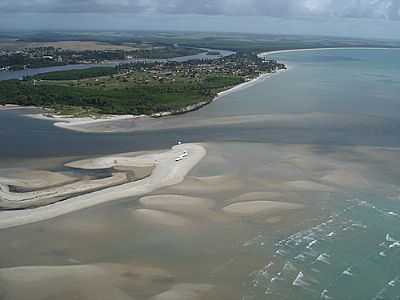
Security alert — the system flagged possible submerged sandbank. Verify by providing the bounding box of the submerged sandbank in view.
[222,200,303,217]
[0,143,206,230]
[132,209,189,227]
[0,263,177,300]
[151,283,214,300]
[0,262,213,300]
[139,194,215,214]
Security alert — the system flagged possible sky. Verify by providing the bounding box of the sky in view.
[1,0,400,39]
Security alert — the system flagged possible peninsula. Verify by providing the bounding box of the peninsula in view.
[0,53,286,117]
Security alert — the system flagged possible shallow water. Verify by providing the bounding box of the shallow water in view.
[1,49,400,300]
[244,195,400,300]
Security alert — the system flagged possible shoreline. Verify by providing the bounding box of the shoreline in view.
[16,68,286,132]
[8,46,396,132]
[214,71,279,99]
[0,143,207,230]
[258,46,400,57]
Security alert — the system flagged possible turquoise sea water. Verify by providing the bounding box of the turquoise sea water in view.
[243,194,400,300]
[228,49,400,300]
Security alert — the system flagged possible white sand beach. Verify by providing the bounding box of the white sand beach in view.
[215,72,272,99]
[26,113,143,132]
[258,47,400,58]
[0,143,206,230]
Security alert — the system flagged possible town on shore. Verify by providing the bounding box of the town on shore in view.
[0,51,286,117]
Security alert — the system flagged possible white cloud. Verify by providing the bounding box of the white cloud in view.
[0,0,399,20]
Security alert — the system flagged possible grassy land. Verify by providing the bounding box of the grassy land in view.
[0,70,243,116]
[33,67,118,80]
[128,47,203,59]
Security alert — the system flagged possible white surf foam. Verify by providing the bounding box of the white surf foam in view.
[292,271,309,287]
[315,253,331,265]
[342,267,353,277]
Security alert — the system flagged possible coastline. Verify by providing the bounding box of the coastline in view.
[18,68,286,132]
[10,46,396,132]
[258,46,400,57]
[0,143,207,230]
[214,71,276,99]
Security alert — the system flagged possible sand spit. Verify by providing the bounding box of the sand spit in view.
[27,113,142,133]
[0,169,76,189]
[139,194,215,214]
[222,201,303,217]
[0,173,128,209]
[0,143,206,230]
[132,209,189,227]
[0,104,35,111]
[151,283,214,300]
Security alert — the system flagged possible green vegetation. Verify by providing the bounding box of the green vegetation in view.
[33,67,118,80]
[0,71,243,116]
[0,49,285,117]
[128,47,203,59]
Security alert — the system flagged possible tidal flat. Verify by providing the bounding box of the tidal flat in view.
[1,141,400,300]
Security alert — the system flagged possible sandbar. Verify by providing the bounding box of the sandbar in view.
[222,200,303,217]
[232,192,283,202]
[0,143,206,230]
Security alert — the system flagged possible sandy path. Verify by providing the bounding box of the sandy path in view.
[0,143,206,230]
